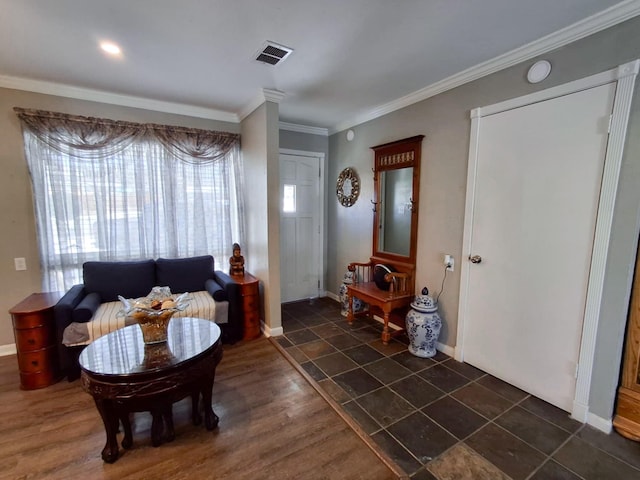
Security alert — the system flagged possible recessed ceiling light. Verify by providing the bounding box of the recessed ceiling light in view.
[100,41,122,56]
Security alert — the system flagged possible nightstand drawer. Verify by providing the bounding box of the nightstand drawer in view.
[15,327,56,352]
[17,346,57,374]
[19,370,59,391]
[12,309,54,330]
[240,282,259,297]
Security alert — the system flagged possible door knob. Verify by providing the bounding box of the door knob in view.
[469,255,482,264]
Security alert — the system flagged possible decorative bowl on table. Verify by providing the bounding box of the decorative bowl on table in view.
[119,287,189,344]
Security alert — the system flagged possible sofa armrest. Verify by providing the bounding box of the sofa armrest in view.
[53,284,87,377]
[213,271,242,343]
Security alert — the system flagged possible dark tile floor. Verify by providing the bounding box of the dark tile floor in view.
[276,297,640,479]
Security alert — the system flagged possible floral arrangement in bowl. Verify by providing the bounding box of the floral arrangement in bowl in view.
[119,287,190,344]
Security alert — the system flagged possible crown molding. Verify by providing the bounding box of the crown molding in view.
[330,0,640,134]
[262,88,286,103]
[279,121,329,136]
[0,74,240,123]
[239,88,286,121]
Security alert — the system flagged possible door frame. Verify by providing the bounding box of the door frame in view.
[456,60,639,424]
[279,148,326,299]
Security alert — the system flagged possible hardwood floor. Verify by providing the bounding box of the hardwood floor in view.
[0,338,398,480]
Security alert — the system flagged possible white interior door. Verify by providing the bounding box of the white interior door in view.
[461,82,616,412]
[279,153,322,303]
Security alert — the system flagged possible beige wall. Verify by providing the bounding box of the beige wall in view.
[0,87,239,348]
[241,102,282,333]
[327,16,640,419]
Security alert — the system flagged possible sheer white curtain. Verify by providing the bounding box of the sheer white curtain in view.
[15,108,245,291]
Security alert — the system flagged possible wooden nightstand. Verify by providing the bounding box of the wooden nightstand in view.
[9,292,62,390]
[230,272,261,341]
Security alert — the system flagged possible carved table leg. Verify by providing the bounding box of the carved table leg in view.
[191,390,202,425]
[150,409,164,447]
[381,311,391,345]
[94,398,120,463]
[201,378,219,431]
[120,413,133,449]
[163,403,175,443]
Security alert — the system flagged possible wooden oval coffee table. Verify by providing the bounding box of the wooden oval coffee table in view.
[79,317,223,463]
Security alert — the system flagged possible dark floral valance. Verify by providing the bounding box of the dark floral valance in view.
[14,107,240,163]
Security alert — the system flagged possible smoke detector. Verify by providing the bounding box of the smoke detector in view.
[255,41,293,66]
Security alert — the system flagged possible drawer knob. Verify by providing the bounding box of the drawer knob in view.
[31,360,39,367]
[28,338,36,345]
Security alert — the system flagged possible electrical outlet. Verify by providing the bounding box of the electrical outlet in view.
[14,257,27,271]
[444,254,454,272]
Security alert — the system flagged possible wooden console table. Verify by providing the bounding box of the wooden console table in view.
[9,292,62,390]
[231,271,261,340]
[347,261,414,344]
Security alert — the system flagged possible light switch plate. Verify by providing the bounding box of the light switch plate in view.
[14,257,27,271]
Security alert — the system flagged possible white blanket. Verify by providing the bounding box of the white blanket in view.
[63,290,227,347]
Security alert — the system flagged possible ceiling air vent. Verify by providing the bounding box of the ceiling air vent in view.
[255,41,293,66]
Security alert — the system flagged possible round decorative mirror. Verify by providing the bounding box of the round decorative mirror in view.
[336,167,360,207]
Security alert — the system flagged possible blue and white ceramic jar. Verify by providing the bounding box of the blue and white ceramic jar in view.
[405,288,442,358]
[339,271,364,317]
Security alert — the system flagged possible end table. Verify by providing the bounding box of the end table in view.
[230,272,261,340]
[9,292,62,390]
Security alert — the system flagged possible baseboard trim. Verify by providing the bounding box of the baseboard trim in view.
[436,342,455,358]
[587,412,613,434]
[0,344,17,356]
[326,291,340,302]
[261,321,283,337]
[571,400,589,423]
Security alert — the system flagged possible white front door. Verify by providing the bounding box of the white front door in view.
[279,152,323,303]
[460,82,616,412]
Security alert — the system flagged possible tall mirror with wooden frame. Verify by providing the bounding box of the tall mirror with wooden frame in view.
[346,135,423,344]
[372,135,423,269]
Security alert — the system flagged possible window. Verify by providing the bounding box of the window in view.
[283,184,296,213]
[16,108,245,291]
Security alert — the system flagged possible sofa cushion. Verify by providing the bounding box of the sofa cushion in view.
[84,259,156,302]
[156,255,214,293]
[72,292,101,323]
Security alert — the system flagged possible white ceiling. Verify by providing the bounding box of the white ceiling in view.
[0,0,637,133]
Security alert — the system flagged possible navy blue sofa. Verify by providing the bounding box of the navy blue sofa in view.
[54,255,242,380]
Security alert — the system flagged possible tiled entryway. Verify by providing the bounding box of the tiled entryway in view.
[276,298,640,479]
